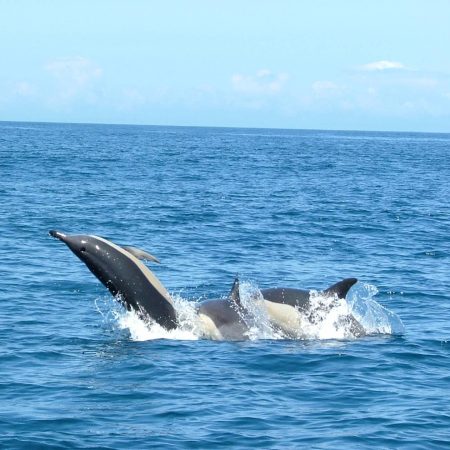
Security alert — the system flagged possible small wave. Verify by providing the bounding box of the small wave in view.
[95,281,404,342]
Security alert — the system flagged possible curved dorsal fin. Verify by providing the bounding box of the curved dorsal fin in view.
[323,278,358,299]
[121,246,161,264]
[229,277,240,305]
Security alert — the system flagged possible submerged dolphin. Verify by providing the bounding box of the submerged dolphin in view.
[260,279,365,337]
[196,277,248,340]
[49,230,364,339]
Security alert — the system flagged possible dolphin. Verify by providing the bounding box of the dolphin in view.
[196,278,249,340]
[49,230,364,339]
[260,279,365,337]
[49,230,177,330]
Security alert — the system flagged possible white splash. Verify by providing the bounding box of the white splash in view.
[94,280,404,342]
[95,296,200,341]
[238,281,285,341]
[347,283,405,335]
[295,291,361,340]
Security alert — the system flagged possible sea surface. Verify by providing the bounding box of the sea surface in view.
[0,122,449,449]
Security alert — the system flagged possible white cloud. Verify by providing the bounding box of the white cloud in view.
[360,60,406,71]
[45,56,102,103]
[231,69,288,95]
[45,56,102,84]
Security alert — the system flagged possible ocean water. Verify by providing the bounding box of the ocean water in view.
[1,121,449,449]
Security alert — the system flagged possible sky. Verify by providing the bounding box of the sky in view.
[1,0,450,132]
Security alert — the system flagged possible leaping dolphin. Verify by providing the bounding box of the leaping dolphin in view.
[49,230,364,339]
[49,230,178,330]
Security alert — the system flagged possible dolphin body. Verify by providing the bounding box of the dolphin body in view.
[196,278,249,340]
[49,231,364,339]
[260,279,365,337]
[49,230,178,330]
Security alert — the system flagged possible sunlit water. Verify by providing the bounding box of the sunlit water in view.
[1,122,449,448]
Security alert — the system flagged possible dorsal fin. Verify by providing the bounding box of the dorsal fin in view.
[323,278,357,299]
[121,246,160,264]
[229,277,240,305]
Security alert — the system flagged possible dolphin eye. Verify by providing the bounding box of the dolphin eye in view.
[80,247,87,253]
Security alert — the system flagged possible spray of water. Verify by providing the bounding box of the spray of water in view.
[94,280,404,341]
[94,296,200,341]
[347,283,405,335]
[236,281,286,340]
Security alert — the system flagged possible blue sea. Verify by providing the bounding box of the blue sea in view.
[1,121,449,449]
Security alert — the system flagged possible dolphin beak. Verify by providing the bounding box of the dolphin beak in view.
[49,230,84,257]
[49,230,68,242]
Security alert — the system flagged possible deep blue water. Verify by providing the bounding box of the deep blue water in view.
[1,121,449,448]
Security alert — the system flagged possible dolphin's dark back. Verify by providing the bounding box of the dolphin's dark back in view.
[323,278,358,299]
[261,287,311,310]
[261,278,358,308]
[196,279,248,340]
[197,299,248,340]
[86,243,178,330]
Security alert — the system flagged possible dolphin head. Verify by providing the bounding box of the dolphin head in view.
[49,230,120,291]
[49,230,101,257]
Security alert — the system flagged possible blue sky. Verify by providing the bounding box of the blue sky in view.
[1,0,450,131]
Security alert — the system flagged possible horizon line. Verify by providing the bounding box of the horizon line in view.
[1,119,449,136]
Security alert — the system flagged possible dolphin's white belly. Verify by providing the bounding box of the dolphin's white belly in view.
[263,300,302,337]
[198,313,223,340]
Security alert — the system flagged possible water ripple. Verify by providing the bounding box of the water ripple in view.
[1,123,449,448]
